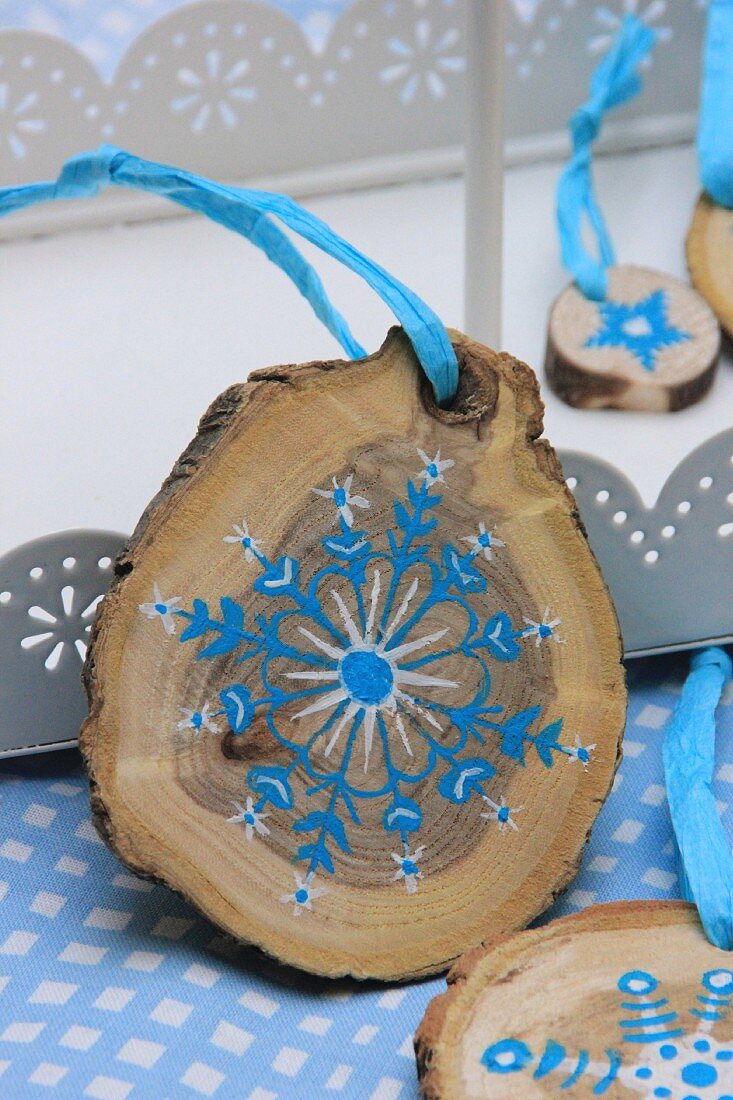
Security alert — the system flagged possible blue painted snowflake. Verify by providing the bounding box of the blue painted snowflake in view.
[139,449,594,914]
[585,290,691,371]
[481,966,733,1098]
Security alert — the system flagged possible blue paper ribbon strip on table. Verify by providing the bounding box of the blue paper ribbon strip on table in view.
[555,14,657,301]
[699,0,733,209]
[0,146,459,406]
[663,646,733,950]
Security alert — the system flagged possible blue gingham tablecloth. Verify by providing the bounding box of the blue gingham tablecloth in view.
[1,655,731,1100]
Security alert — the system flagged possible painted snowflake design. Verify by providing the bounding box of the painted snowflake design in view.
[481,966,733,1098]
[141,450,593,914]
[170,50,257,134]
[585,290,691,371]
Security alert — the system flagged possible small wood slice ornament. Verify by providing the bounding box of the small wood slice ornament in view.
[545,265,721,413]
[416,900,733,1098]
[81,329,625,980]
[687,193,733,341]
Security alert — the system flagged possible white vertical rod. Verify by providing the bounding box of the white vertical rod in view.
[464,0,506,350]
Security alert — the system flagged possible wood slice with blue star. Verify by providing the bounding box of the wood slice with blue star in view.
[545,265,721,412]
[80,328,625,980]
[415,901,733,1098]
[687,193,733,341]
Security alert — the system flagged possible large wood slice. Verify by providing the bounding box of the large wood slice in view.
[81,328,625,980]
[545,264,720,412]
[687,192,733,341]
[416,900,733,1098]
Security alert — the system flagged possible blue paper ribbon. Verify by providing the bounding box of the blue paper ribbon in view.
[556,15,657,301]
[0,146,459,404]
[698,0,733,208]
[662,646,733,950]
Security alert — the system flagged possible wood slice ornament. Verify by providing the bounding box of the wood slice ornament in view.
[415,900,733,1098]
[545,265,721,413]
[549,17,722,414]
[687,194,733,341]
[686,1,733,343]
[81,328,625,980]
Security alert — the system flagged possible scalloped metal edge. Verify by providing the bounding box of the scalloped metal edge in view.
[558,426,733,658]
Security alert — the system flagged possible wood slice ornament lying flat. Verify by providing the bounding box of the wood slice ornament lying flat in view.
[81,329,625,980]
[687,194,733,341]
[416,901,733,1098]
[545,265,721,412]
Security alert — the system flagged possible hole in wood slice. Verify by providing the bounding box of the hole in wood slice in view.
[545,265,721,412]
[81,328,625,980]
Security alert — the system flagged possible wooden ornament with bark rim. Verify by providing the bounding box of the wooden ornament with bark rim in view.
[415,900,733,1098]
[81,328,625,981]
[687,193,733,341]
[545,264,721,412]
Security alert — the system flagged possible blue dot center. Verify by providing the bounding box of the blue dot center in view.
[155,602,168,614]
[681,1062,717,1089]
[498,807,510,823]
[334,488,347,506]
[402,859,418,876]
[427,464,438,478]
[340,649,394,706]
[295,888,309,904]
[539,623,552,638]
[244,813,255,825]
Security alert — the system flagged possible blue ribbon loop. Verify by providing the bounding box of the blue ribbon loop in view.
[663,646,733,950]
[699,0,733,208]
[0,146,459,405]
[556,15,656,301]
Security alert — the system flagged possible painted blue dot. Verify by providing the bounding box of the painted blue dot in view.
[717,1051,733,1062]
[244,813,255,825]
[660,1045,678,1060]
[694,1040,710,1053]
[635,1067,653,1079]
[340,649,394,706]
[479,532,491,547]
[681,1062,717,1088]
[402,860,418,876]
[481,1038,532,1075]
[618,970,658,997]
[703,969,733,996]
[243,537,251,548]
[192,713,202,729]
[498,807,510,823]
[578,748,589,762]
[427,464,438,478]
[539,623,552,638]
[653,1090,671,1099]
[155,602,168,614]
[294,889,308,904]
[334,488,347,506]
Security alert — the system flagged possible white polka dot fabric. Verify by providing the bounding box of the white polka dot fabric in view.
[1,656,731,1098]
